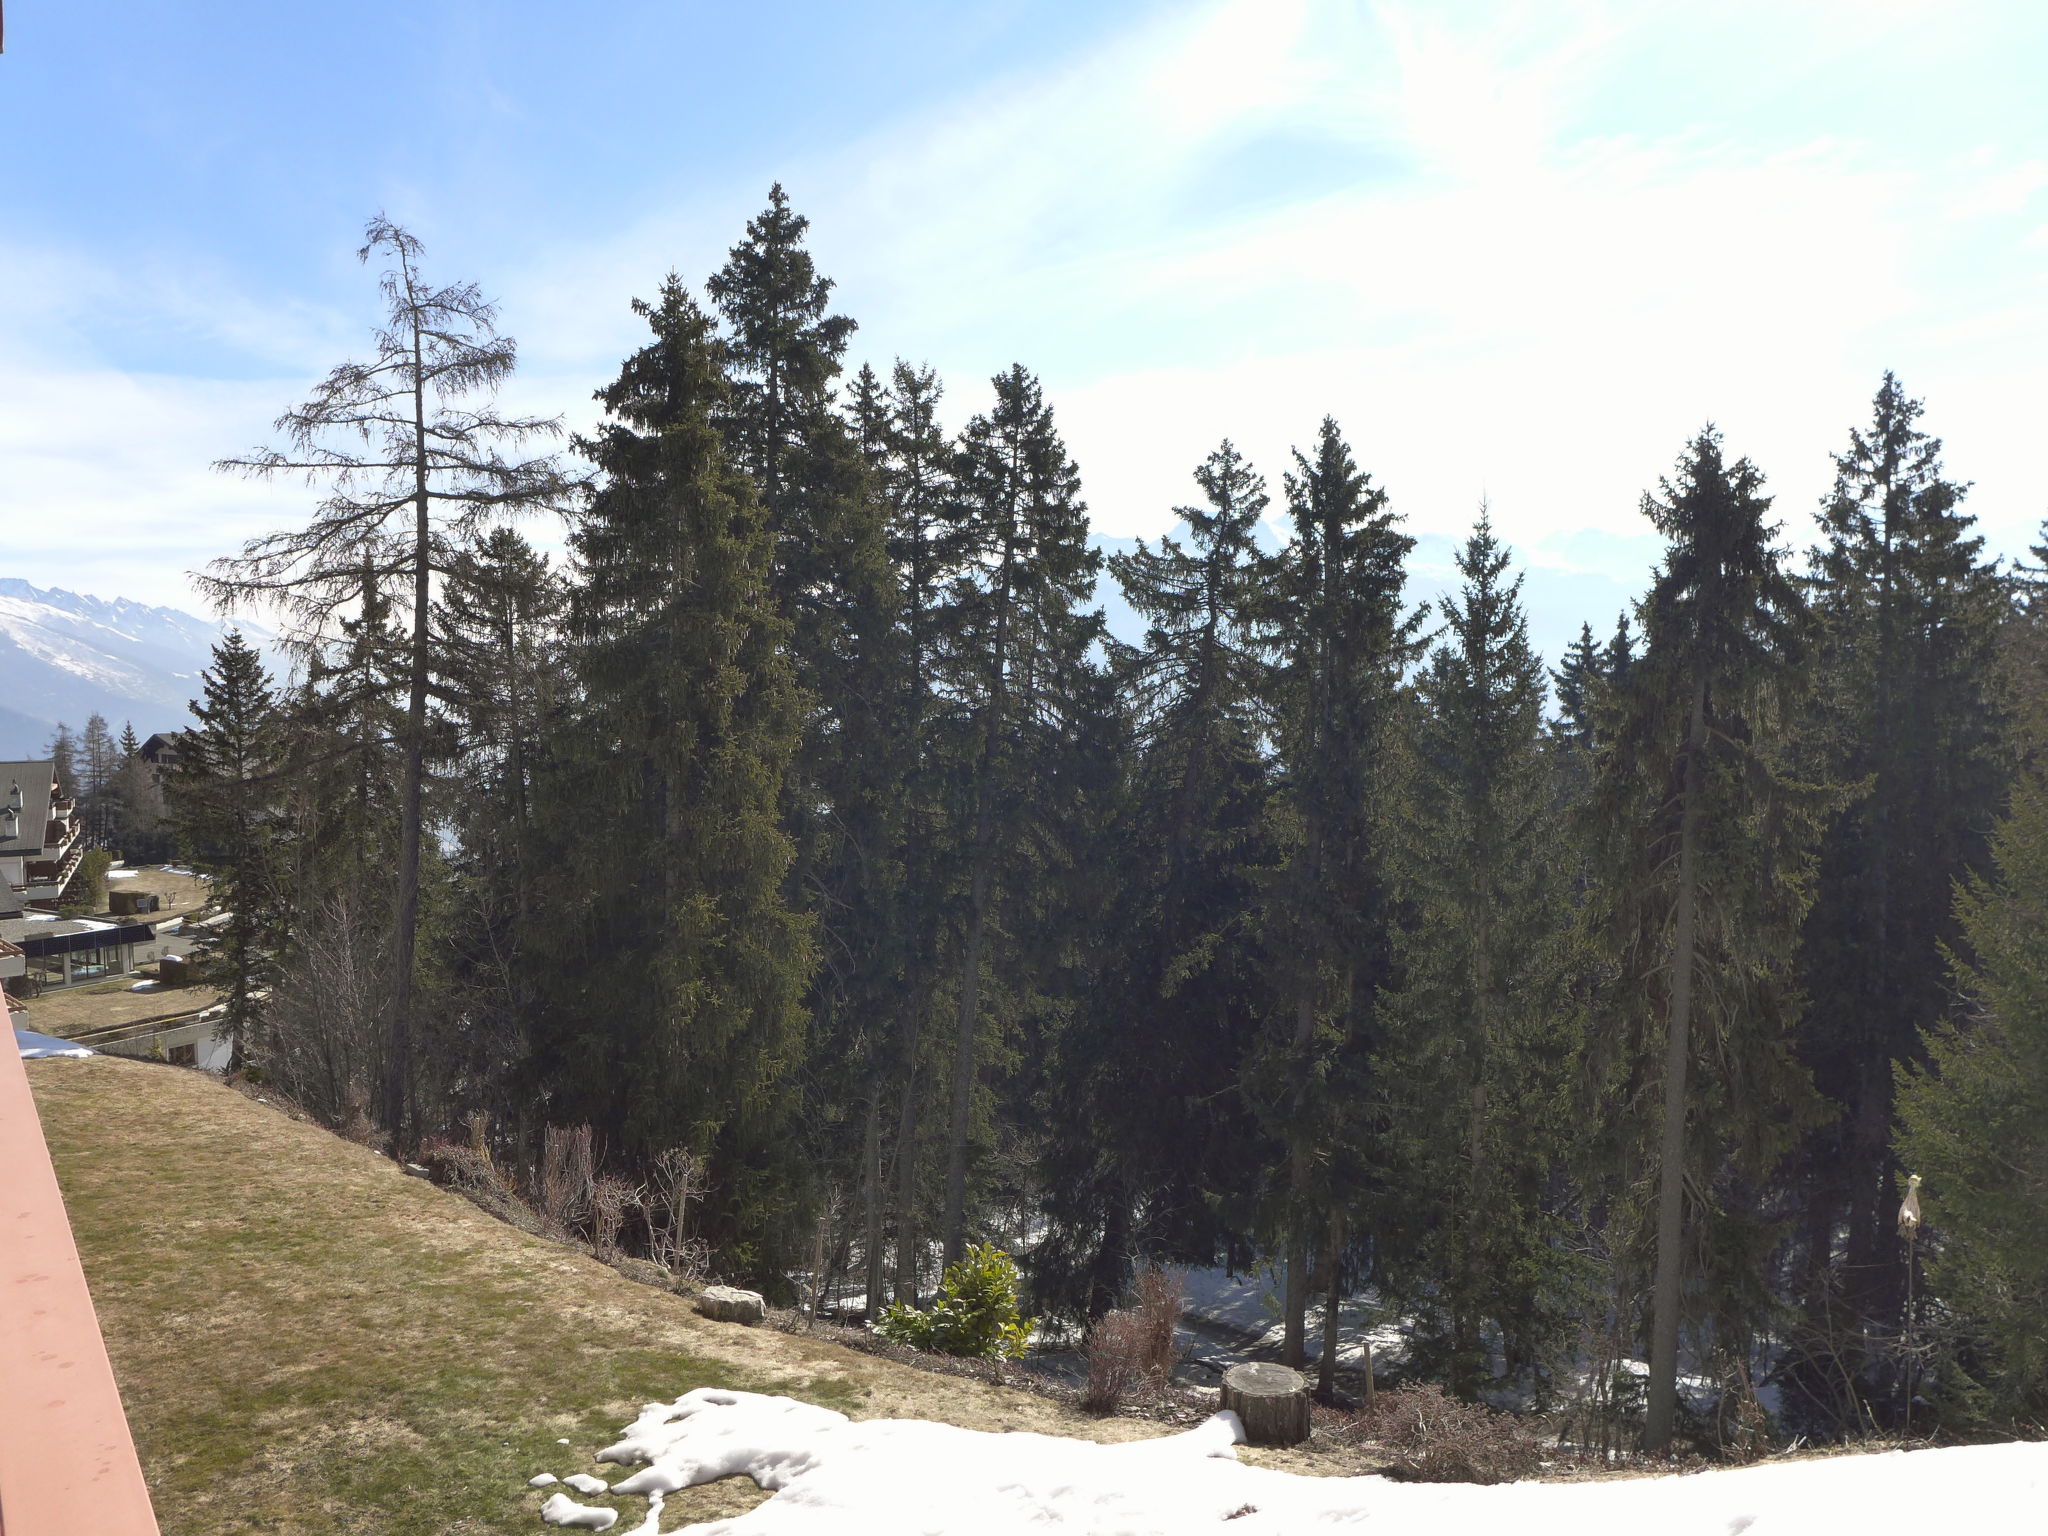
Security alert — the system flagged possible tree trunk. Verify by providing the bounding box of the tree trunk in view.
[1644,682,1709,1452]
[942,836,992,1269]
[893,999,923,1305]
[1282,989,1315,1368]
[942,553,1013,1270]
[1316,1209,1345,1399]
[862,1091,885,1320]
[1220,1362,1311,1447]
[380,318,431,1149]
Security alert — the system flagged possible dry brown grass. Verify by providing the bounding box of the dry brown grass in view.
[27,1055,1173,1535]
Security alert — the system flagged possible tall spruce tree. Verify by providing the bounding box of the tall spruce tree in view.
[1895,632,2048,1424]
[1387,511,1581,1399]
[433,528,566,895]
[531,275,814,1273]
[1035,441,1277,1317]
[854,359,975,1304]
[79,712,117,844]
[1587,428,1828,1450]
[1253,417,1422,1367]
[430,529,567,1123]
[208,217,575,1142]
[284,574,408,895]
[45,722,77,795]
[937,364,1106,1266]
[1794,374,2009,1415]
[709,189,905,1269]
[169,631,282,1066]
[1551,622,1602,750]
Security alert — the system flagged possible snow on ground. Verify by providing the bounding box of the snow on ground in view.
[15,1028,93,1059]
[106,868,139,878]
[1180,1264,1406,1369]
[524,1387,2048,1534]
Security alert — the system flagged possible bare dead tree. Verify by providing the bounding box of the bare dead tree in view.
[205,216,579,1144]
[257,890,392,1131]
[648,1148,711,1280]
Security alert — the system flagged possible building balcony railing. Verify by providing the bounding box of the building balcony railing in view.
[0,1042,163,1532]
[23,843,85,901]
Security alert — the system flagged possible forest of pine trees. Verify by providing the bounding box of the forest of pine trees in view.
[163,192,2048,1450]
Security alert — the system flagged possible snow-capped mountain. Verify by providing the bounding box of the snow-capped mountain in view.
[0,578,280,756]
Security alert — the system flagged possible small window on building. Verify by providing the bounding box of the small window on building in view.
[167,1043,198,1067]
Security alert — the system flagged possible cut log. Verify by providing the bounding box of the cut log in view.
[1219,1361,1311,1447]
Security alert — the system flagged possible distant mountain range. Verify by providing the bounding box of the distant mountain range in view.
[0,579,279,758]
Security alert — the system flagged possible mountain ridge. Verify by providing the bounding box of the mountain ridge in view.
[0,578,279,757]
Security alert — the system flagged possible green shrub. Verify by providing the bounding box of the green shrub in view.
[78,848,114,910]
[873,1243,1034,1360]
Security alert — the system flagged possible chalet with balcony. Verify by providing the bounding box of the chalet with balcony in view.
[0,761,84,907]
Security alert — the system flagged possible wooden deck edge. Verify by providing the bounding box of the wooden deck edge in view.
[0,1049,161,1534]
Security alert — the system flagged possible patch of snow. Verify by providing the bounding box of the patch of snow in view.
[1180,1264,1406,1370]
[521,1387,2048,1535]
[538,1490,616,1529]
[529,1473,559,1487]
[16,1028,93,1059]
[106,868,140,878]
[129,980,162,992]
[562,1473,609,1495]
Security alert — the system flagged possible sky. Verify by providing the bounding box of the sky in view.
[4,0,2046,666]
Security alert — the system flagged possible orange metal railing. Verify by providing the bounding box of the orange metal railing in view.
[0,1042,161,1534]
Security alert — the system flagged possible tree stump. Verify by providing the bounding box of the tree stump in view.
[1219,1362,1311,1447]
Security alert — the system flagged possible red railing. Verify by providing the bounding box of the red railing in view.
[0,1044,161,1533]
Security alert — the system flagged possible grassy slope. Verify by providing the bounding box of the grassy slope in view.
[29,1056,1165,1535]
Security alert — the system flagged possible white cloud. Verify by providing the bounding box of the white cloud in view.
[6,0,2045,625]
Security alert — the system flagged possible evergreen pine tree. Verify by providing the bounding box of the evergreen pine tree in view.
[1387,511,1581,1399]
[1896,697,2048,1423]
[1587,428,1829,1450]
[1794,374,2009,1415]
[285,574,408,894]
[937,364,1107,1266]
[1550,622,1602,750]
[861,359,976,1304]
[709,189,906,1272]
[1035,441,1278,1318]
[79,712,117,844]
[45,721,77,795]
[532,275,814,1273]
[169,631,282,1066]
[1253,417,1423,1367]
[433,527,566,888]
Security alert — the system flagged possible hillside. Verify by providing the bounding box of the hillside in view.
[26,1055,1171,1535]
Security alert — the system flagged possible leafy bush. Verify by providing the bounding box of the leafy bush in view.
[1357,1383,1543,1484]
[874,1243,1034,1360]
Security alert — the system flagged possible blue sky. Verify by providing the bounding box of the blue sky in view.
[5,0,2045,666]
